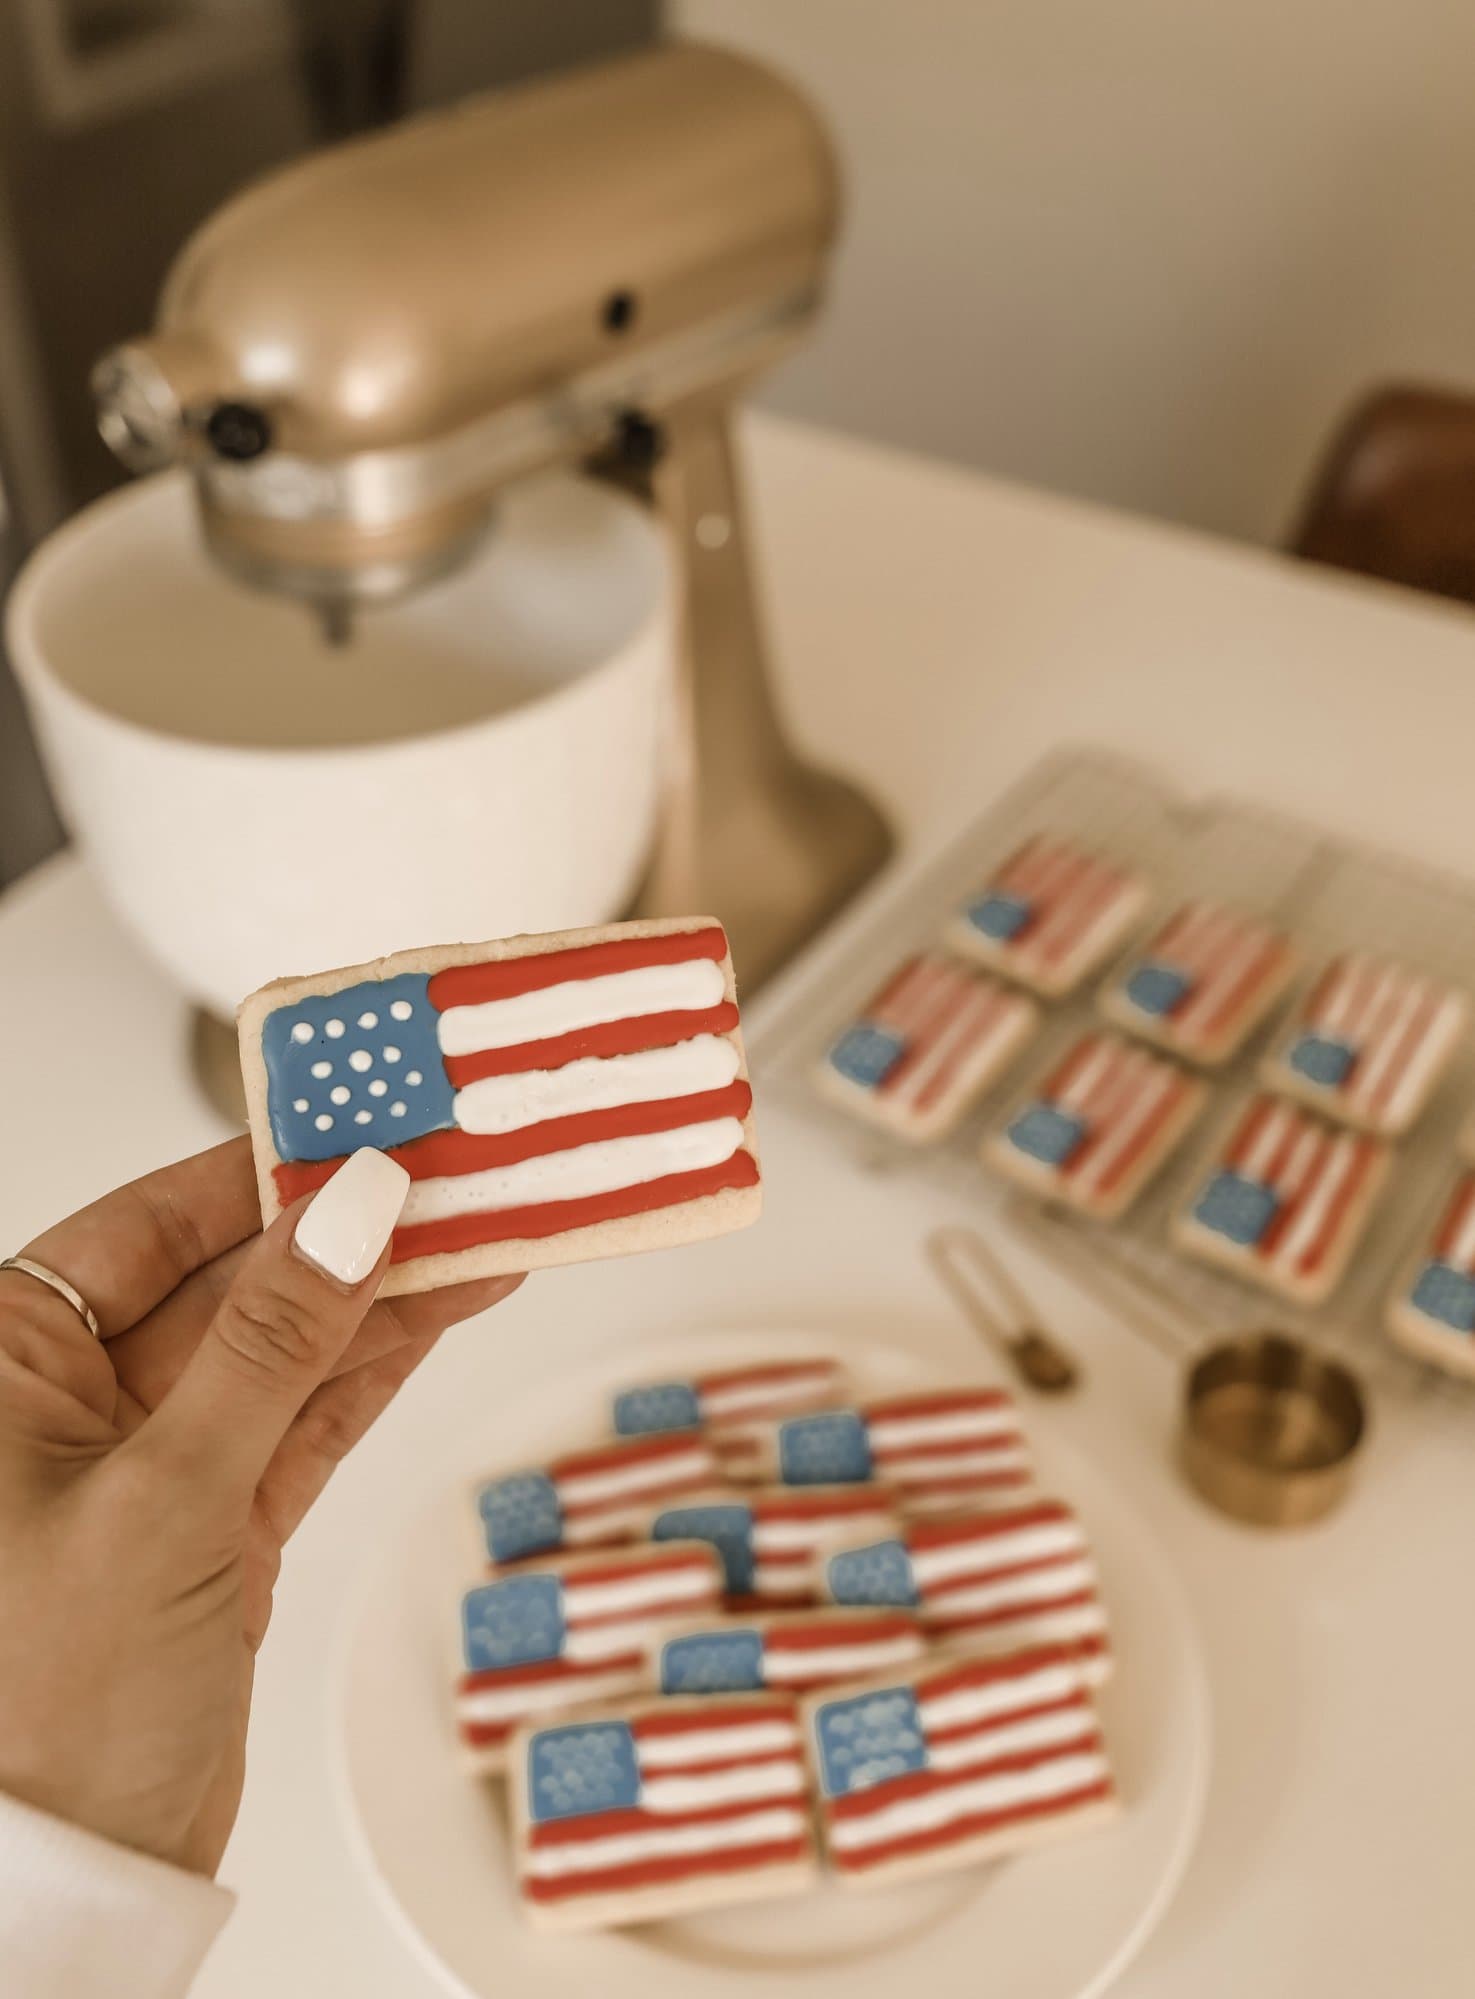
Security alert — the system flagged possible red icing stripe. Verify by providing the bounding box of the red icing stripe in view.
[458,1653,642,1696]
[865,1390,1014,1422]
[927,1588,1098,1632]
[702,1361,836,1394]
[386,1150,758,1262]
[766,1616,918,1651]
[523,1837,808,1902]
[923,1549,1087,1599]
[632,1702,790,1739]
[907,1503,1068,1550]
[430,926,727,1010]
[830,1780,1113,1869]
[444,1002,740,1084]
[529,1786,804,1848]
[919,1692,1091,1746]
[754,1491,893,1522]
[561,1549,723,1589]
[1297,1135,1379,1276]
[274,1082,752,1203]
[553,1430,711,1482]
[873,1431,1021,1462]
[896,1470,1030,1495]
[910,1643,1082,1702]
[1433,1177,1475,1262]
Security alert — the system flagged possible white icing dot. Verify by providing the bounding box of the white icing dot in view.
[357,1011,379,1030]
[310,1060,332,1080]
[389,1101,407,1117]
[325,1018,345,1039]
[330,1085,350,1106]
[348,1049,373,1073]
[383,1045,401,1063]
[291,1022,313,1044]
[389,1000,413,1021]
[354,1109,372,1125]
[314,1113,334,1132]
[405,1070,423,1087]
[293,1097,309,1113]
[368,1079,389,1098]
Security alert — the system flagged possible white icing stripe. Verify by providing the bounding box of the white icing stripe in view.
[457,1668,640,1722]
[883,1447,1033,1481]
[1375,995,1463,1127]
[401,1119,745,1224]
[564,1625,663,1665]
[925,1557,1097,1617]
[918,1661,1084,1733]
[453,1037,740,1137]
[911,1521,1083,1585]
[557,1447,712,1509]
[636,1721,799,1767]
[828,1751,1109,1851]
[1270,1132,1361,1276]
[754,1567,814,1597]
[1450,1184,1475,1270]
[564,1566,716,1621]
[755,1514,893,1552]
[641,1762,806,1813]
[525,1805,806,1880]
[437,960,726,1057]
[764,1636,924,1681]
[925,1706,1098,1774]
[703,1374,835,1418]
[867,1410,1019,1449]
[937,1604,1110,1647]
[561,1504,657,1545]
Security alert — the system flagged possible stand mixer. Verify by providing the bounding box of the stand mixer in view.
[90,41,891,1038]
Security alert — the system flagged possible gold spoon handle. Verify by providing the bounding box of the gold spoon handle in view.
[926,1226,1081,1394]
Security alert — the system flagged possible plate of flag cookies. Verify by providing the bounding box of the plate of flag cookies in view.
[337,1327,1208,1999]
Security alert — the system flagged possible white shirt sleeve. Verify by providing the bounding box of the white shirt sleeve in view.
[0,1790,235,1999]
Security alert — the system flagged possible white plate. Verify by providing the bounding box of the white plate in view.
[336,1328,1209,1999]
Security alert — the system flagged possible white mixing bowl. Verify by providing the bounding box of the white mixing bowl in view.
[8,469,674,1017]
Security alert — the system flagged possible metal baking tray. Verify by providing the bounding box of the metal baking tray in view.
[756,745,1475,1411]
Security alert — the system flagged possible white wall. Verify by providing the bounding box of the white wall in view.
[673,1,1475,544]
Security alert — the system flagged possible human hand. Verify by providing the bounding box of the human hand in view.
[0,1138,521,1876]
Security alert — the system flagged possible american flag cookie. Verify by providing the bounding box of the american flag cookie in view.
[509,1692,817,1929]
[717,1389,1034,1513]
[1174,1094,1389,1306]
[237,916,761,1295]
[647,1486,898,1606]
[474,1431,718,1568]
[1387,1174,1475,1380]
[609,1358,847,1439]
[814,953,1039,1142]
[804,1643,1117,1890]
[1099,900,1297,1066]
[819,1501,1110,1684]
[944,835,1149,998]
[655,1609,927,1698]
[983,1033,1207,1221]
[454,1543,726,1771]
[1260,954,1467,1137]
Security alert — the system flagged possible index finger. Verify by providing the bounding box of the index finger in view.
[8,1136,261,1339]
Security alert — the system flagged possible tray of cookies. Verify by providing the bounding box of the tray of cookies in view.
[756,745,1475,1406]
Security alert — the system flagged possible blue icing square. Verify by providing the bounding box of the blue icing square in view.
[659,1627,765,1695]
[527,1720,640,1823]
[825,1538,920,1609]
[1410,1261,1475,1334]
[1193,1170,1278,1248]
[477,1471,563,1564]
[1006,1102,1087,1169]
[1125,961,1193,1018]
[261,972,455,1163]
[461,1574,566,1671]
[651,1502,755,1596]
[814,1686,927,1799]
[777,1410,874,1485]
[828,1023,906,1090]
[612,1382,702,1436]
[1287,1032,1355,1090]
[965,891,1032,942]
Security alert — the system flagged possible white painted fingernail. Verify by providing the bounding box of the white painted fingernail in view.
[293,1149,410,1286]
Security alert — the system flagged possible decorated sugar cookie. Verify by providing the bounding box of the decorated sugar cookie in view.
[819,1501,1109,1680]
[474,1431,718,1567]
[983,1033,1206,1220]
[944,836,1148,998]
[1099,900,1296,1066]
[509,1693,817,1929]
[1387,1173,1475,1380]
[237,917,761,1294]
[814,953,1038,1142]
[1260,953,1466,1137]
[654,1608,926,1697]
[717,1389,1033,1513]
[609,1358,846,1438]
[1174,1094,1388,1305]
[454,1542,725,1770]
[804,1644,1117,1889]
[647,1486,897,1605]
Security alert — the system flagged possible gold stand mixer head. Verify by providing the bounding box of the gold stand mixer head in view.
[94,40,891,1013]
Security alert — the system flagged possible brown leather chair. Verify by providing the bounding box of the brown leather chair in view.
[1290,385,1475,608]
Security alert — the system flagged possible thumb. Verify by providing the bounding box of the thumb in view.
[138,1149,411,1508]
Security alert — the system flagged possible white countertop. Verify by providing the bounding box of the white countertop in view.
[5,413,1474,1996]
